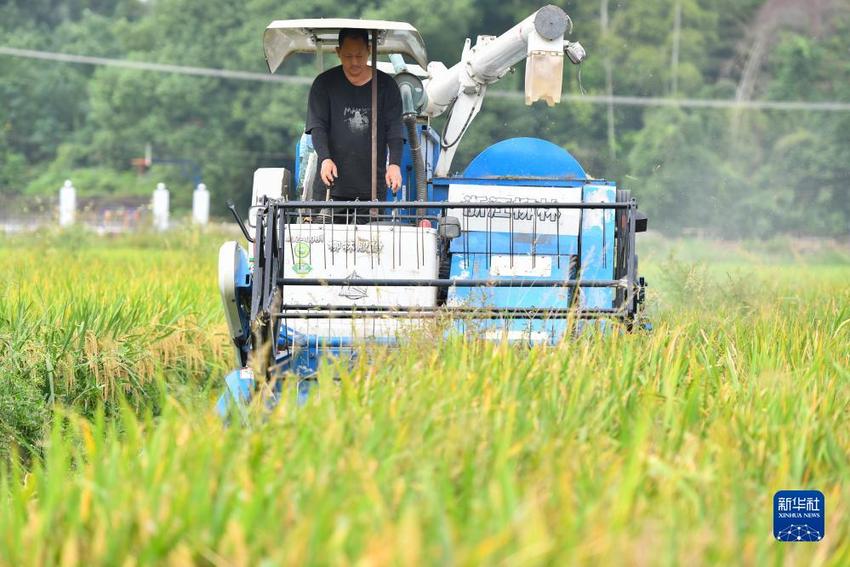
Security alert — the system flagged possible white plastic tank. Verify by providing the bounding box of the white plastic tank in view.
[152,182,170,231]
[59,180,76,227]
[280,223,440,340]
[192,183,210,225]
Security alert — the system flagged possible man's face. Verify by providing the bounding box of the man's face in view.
[336,37,370,80]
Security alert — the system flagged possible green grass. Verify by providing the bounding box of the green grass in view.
[0,231,848,565]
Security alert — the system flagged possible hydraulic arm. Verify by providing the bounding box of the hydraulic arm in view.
[422,5,586,175]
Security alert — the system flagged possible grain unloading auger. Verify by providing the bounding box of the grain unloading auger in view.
[217,5,648,414]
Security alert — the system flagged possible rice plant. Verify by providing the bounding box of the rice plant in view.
[0,231,847,565]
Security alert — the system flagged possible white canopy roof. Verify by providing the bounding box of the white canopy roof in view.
[263,18,428,73]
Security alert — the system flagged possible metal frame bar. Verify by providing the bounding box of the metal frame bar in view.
[273,199,632,210]
[279,304,622,313]
[278,277,624,288]
[625,199,637,312]
[277,309,625,320]
[277,304,626,320]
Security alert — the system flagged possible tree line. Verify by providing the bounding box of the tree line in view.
[1,0,848,236]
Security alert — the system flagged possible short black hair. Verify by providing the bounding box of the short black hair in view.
[338,28,370,48]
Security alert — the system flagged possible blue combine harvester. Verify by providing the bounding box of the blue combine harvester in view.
[217,6,648,413]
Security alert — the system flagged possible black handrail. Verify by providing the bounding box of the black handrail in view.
[226,200,255,243]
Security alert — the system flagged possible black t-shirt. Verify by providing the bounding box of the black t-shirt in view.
[305,66,404,200]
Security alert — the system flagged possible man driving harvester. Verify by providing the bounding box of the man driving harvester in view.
[305,28,404,220]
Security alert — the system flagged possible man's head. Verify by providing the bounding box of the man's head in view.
[336,28,371,81]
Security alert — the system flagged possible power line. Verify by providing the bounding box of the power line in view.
[0,46,312,85]
[491,92,850,112]
[3,46,850,112]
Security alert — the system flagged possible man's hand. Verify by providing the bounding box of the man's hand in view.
[320,159,338,186]
[386,164,402,194]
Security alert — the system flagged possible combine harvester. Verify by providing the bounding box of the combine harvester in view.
[218,5,648,412]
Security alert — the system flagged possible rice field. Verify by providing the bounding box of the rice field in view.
[0,228,848,566]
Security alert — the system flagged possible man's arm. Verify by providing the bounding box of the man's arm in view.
[305,76,331,163]
[384,76,404,166]
[305,75,337,186]
[383,75,404,192]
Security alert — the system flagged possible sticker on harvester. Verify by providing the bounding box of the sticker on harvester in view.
[489,255,552,277]
[447,184,582,236]
[483,330,551,342]
[294,241,311,259]
[774,490,824,542]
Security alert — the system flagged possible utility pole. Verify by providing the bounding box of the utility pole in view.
[671,0,682,95]
[601,0,616,160]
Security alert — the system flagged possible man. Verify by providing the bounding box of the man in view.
[305,28,404,213]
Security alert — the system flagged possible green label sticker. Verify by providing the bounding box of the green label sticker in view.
[293,242,310,259]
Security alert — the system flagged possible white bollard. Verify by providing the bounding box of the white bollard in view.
[192,183,210,226]
[59,179,76,227]
[152,182,170,231]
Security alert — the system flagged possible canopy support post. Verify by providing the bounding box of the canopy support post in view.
[370,29,378,203]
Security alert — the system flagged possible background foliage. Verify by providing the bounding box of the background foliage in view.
[1,0,849,236]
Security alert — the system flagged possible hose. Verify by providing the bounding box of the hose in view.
[404,115,427,201]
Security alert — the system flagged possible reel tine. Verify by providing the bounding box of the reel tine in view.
[369,215,375,270]
[532,203,537,269]
[353,206,358,268]
[509,207,514,269]
[322,209,328,270]
[556,205,561,269]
